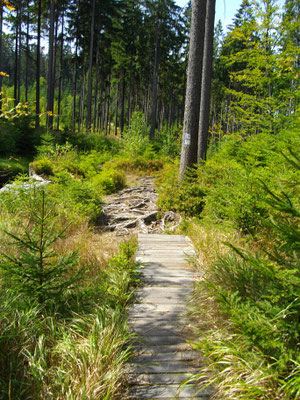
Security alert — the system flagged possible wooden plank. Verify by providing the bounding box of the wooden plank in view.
[128,304,186,314]
[130,324,190,336]
[134,343,193,354]
[141,276,195,287]
[131,360,198,374]
[132,351,198,363]
[129,372,196,385]
[134,335,185,346]
[129,384,211,398]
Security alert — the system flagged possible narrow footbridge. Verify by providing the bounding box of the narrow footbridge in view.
[127,234,212,399]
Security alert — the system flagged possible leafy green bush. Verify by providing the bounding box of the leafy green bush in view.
[48,175,103,223]
[91,168,126,194]
[30,158,54,176]
[121,111,152,156]
[156,163,206,216]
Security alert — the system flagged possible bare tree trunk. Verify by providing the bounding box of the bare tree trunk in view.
[86,0,96,132]
[197,0,216,161]
[72,42,78,132]
[35,0,42,127]
[128,56,133,123]
[25,1,30,103]
[179,0,207,180]
[56,13,64,130]
[17,5,22,104]
[150,21,160,140]
[0,3,3,110]
[46,0,55,129]
[115,82,119,135]
[93,41,100,132]
[120,72,126,134]
[105,78,111,135]
[14,7,19,106]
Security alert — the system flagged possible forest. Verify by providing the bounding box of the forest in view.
[0,0,299,398]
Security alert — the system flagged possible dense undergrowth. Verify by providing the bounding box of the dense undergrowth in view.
[1,108,299,398]
[0,183,139,399]
[156,117,300,399]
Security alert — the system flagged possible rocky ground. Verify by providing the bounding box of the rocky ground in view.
[97,177,182,236]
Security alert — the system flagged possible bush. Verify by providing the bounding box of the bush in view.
[0,188,80,306]
[190,148,300,399]
[156,163,206,216]
[121,111,152,156]
[0,157,28,186]
[91,168,126,194]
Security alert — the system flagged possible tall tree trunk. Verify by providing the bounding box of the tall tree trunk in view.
[35,0,42,127]
[93,40,100,131]
[197,0,216,161]
[72,42,78,132]
[14,7,19,106]
[150,21,160,140]
[115,83,119,135]
[56,13,64,131]
[47,0,55,129]
[25,1,30,103]
[105,78,111,135]
[0,3,3,110]
[179,0,207,180]
[86,0,96,132]
[17,3,22,104]
[120,72,125,134]
[128,56,133,124]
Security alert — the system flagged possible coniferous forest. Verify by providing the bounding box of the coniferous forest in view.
[0,0,299,398]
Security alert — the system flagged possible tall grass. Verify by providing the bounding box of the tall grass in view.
[0,185,138,399]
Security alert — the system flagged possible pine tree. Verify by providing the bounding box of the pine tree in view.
[0,189,80,305]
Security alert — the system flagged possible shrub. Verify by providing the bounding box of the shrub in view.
[91,168,126,194]
[190,148,300,399]
[156,163,206,216]
[121,111,152,156]
[0,157,28,186]
[30,158,54,176]
[0,188,80,305]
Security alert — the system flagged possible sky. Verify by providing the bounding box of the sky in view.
[175,0,247,28]
[175,0,285,30]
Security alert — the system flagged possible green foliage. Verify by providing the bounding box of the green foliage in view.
[0,117,43,157]
[157,164,206,216]
[30,158,54,176]
[0,239,138,399]
[121,111,152,156]
[48,175,103,223]
[153,124,182,157]
[0,157,28,186]
[157,122,300,232]
[111,156,164,175]
[91,168,126,194]
[0,188,80,305]
[190,141,300,399]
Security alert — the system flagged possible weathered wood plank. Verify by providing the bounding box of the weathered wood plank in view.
[131,360,199,374]
[132,351,198,363]
[127,234,210,399]
[129,384,211,399]
[129,372,196,385]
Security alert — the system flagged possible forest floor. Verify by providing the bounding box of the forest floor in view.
[97,176,182,236]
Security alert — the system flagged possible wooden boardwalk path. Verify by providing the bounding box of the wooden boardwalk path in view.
[127,234,211,400]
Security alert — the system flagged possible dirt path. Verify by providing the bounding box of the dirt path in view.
[97,177,181,236]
